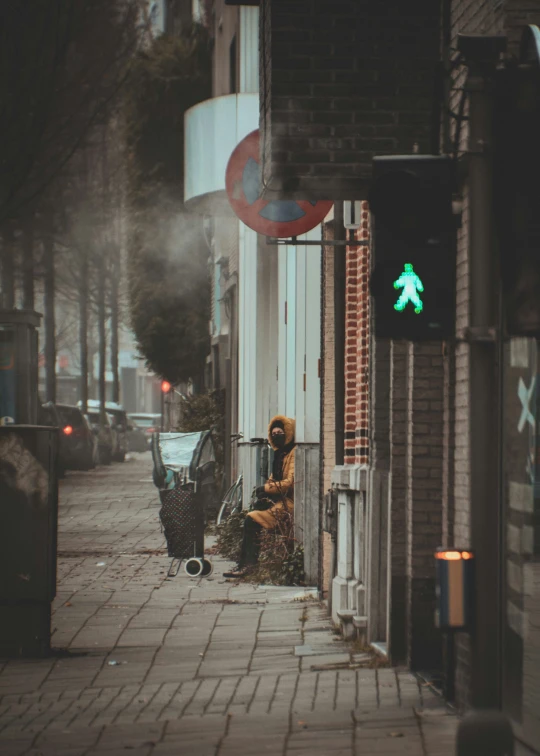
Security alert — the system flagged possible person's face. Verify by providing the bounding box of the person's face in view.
[272,428,285,447]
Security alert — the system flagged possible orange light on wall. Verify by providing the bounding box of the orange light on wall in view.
[436,551,461,560]
[435,550,474,561]
[63,425,73,436]
[435,547,475,630]
[161,380,171,393]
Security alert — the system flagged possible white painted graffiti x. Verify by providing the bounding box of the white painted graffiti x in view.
[518,376,536,433]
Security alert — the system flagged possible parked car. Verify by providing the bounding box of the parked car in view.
[81,401,129,462]
[56,404,96,471]
[128,413,161,449]
[85,409,114,465]
[83,414,100,468]
[127,418,149,452]
[38,401,69,477]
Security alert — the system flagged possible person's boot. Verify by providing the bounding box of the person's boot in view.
[223,566,248,579]
[223,518,262,578]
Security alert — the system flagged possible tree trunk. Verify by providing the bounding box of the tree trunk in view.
[1,227,15,309]
[79,251,88,414]
[110,263,120,404]
[98,257,106,420]
[22,214,35,310]
[87,308,97,399]
[43,234,56,402]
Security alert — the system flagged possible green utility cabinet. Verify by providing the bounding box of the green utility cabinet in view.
[0,309,41,426]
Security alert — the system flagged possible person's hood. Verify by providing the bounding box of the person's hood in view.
[268,415,295,450]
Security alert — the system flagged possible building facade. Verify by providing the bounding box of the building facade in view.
[258,0,540,752]
[184,0,325,582]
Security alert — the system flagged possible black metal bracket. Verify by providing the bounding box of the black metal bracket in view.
[455,326,498,343]
[266,236,369,247]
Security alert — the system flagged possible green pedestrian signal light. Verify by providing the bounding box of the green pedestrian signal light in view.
[393,263,424,314]
[369,154,456,341]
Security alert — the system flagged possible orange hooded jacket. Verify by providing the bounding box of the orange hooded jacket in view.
[247,414,295,530]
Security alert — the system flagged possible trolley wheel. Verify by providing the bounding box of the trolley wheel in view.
[184,557,203,577]
[201,559,213,577]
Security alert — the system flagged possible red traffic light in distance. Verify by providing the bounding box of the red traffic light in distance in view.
[161,380,172,393]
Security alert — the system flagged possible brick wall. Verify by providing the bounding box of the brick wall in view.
[406,343,445,672]
[341,206,371,464]
[344,242,359,462]
[389,341,409,663]
[259,0,442,201]
[354,206,371,465]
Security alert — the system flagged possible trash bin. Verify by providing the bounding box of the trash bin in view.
[0,425,59,656]
[151,430,216,577]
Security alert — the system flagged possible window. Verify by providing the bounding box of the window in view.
[229,35,237,94]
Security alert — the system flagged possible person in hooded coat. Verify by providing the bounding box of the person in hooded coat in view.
[224,414,295,578]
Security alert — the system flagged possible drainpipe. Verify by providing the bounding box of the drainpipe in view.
[441,0,452,155]
[334,201,346,466]
[457,33,506,710]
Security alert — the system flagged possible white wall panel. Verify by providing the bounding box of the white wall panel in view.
[278,246,288,412]
[294,243,307,443]
[285,246,297,419]
[238,222,258,444]
[304,225,322,442]
[184,94,258,205]
[239,7,259,94]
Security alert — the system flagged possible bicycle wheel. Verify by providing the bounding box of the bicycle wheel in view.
[217,482,236,526]
[217,476,243,526]
[231,476,243,516]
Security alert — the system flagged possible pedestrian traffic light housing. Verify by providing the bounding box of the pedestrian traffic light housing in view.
[161,380,171,393]
[495,27,540,337]
[369,155,457,341]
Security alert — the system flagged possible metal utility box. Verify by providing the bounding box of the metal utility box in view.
[0,425,59,656]
[0,309,41,425]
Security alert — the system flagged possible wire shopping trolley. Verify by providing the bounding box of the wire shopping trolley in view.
[151,430,217,577]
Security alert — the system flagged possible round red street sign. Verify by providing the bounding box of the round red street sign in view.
[225,130,333,238]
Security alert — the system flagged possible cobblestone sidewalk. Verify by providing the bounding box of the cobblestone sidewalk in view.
[0,454,457,755]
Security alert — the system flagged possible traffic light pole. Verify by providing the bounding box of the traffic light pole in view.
[160,390,164,433]
[458,34,506,712]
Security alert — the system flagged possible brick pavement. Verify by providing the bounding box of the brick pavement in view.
[0,454,458,755]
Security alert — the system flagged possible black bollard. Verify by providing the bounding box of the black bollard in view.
[456,710,514,755]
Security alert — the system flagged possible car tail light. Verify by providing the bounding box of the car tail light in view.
[145,427,156,434]
[63,425,73,436]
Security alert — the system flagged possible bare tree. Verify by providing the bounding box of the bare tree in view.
[0,227,15,308]
[0,1,142,227]
[42,214,56,402]
[79,247,89,414]
[97,256,107,418]
[21,210,36,310]
[110,253,121,404]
